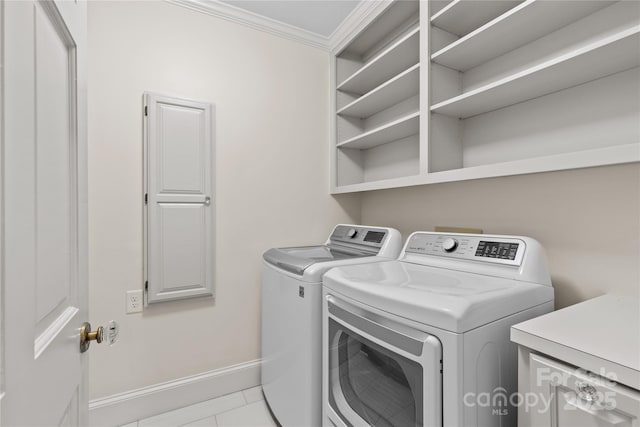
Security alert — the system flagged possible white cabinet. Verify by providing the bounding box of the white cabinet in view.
[511,295,640,427]
[529,354,640,427]
[331,0,640,193]
[144,93,216,303]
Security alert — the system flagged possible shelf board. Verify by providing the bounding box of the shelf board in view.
[332,143,640,194]
[337,26,419,95]
[431,0,613,72]
[431,27,640,119]
[332,173,424,194]
[426,143,640,184]
[338,63,419,119]
[337,112,420,150]
[430,0,521,37]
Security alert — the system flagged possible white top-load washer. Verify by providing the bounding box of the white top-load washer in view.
[262,224,402,427]
[322,232,554,427]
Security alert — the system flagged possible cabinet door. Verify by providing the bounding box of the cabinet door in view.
[530,354,640,427]
[144,93,215,303]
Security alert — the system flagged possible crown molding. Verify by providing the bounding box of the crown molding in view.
[328,1,392,53]
[166,0,331,50]
[166,0,391,53]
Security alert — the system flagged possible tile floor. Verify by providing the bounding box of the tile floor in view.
[121,386,278,427]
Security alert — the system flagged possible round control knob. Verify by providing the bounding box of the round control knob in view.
[442,238,458,252]
[346,228,357,238]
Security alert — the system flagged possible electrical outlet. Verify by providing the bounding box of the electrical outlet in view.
[126,290,143,314]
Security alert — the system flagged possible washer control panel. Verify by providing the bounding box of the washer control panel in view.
[330,225,388,250]
[405,233,526,266]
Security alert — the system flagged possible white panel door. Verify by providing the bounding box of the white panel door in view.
[1,0,89,425]
[144,93,215,303]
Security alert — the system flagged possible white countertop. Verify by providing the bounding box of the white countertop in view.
[511,294,640,390]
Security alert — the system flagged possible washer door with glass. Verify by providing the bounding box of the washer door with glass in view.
[326,294,442,427]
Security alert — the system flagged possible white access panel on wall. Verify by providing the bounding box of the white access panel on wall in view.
[144,93,215,304]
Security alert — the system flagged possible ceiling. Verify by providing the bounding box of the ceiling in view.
[219,1,361,37]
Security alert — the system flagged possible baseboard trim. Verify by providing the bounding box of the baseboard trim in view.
[89,359,261,426]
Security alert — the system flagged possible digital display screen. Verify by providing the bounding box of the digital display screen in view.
[475,241,519,260]
[364,231,385,244]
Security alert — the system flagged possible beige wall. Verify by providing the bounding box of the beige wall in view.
[361,164,640,309]
[88,0,639,402]
[87,1,359,399]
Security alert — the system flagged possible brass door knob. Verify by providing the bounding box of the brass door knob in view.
[80,322,103,353]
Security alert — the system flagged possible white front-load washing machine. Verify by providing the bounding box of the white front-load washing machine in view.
[262,224,402,426]
[322,231,555,427]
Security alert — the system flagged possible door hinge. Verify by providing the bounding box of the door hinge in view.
[144,106,148,116]
[145,281,148,292]
[144,193,148,204]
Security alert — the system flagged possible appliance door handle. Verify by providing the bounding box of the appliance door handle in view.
[326,294,434,357]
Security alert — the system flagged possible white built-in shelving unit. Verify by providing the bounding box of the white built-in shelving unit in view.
[333,1,421,187]
[331,0,640,193]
